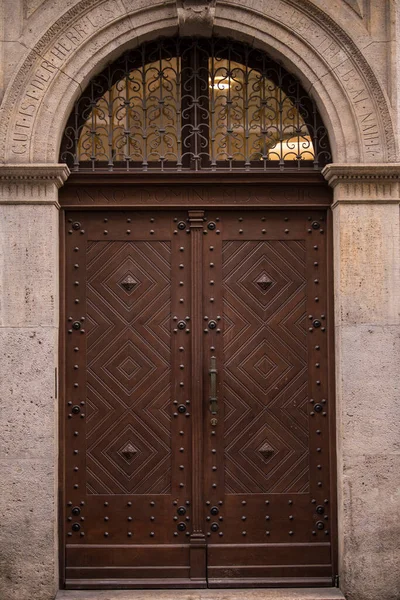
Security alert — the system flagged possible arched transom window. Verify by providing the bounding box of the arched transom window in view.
[60,37,331,172]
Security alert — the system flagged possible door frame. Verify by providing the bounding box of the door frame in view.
[58,172,338,588]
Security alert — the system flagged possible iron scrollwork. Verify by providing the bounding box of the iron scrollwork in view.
[60,37,331,172]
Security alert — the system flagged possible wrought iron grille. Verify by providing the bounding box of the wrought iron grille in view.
[60,37,332,172]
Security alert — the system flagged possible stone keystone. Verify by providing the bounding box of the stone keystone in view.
[177,0,216,37]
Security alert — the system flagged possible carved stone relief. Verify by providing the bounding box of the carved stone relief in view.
[177,0,216,36]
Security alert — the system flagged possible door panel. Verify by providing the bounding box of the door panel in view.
[203,211,333,587]
[64,211,199,588]
[62,207,335,589]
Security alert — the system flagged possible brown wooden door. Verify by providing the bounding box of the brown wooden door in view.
[62,207,335,589]
[202,211,334,587]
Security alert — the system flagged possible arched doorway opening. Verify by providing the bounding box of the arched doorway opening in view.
[59,36,336,590]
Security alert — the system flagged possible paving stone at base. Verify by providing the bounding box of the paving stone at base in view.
[56,587,345,600]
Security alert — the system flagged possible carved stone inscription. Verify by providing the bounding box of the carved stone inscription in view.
[59,185,332,207]
[225,0,391,161]
[11,0,125,155]
[6,0,393,161]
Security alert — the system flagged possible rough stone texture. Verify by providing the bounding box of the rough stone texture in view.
[0,327,58,460]
[333,202,400,326]
[335,324,400,600]
[0,182,60,600]
[0,204,59,327]
[328,168,400,600]
[0,328,59,600]
[0,457,58,600]
[56,590,346,600]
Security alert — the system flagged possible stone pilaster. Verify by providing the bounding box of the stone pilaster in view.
[0,164,69,600]
[323,164,400,600]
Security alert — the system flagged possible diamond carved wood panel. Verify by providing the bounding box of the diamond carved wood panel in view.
[222,240,309,494]
[86,241,172,495]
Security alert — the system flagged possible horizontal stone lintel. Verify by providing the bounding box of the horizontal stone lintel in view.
[0,163,70,185]
[323,163,400,205]
[0,163,70,205]
[323,163,400,183]
[1,162,400,206]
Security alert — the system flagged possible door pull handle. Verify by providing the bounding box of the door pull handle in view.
[209,356,218,415]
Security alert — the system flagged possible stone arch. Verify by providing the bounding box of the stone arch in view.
[0,0,396,165]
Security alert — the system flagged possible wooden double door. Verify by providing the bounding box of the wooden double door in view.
[63,207,335,588]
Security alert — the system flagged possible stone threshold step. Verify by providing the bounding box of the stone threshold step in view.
[57,588,345,600]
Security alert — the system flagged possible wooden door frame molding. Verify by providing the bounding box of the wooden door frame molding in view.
[58,175,337,588]
[59,172,333,210]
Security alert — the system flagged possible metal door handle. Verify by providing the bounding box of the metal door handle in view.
[209,356,218,415]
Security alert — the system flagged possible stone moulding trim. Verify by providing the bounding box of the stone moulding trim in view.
[288,0,396,161]
[0,163,70,205]
[322,163,400,206]
[0,164,70,187]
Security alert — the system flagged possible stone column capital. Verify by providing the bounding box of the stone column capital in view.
[177,0,216,36]
[322,163,400,206]
[0,163,70,206]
